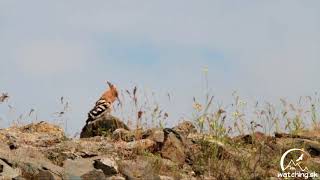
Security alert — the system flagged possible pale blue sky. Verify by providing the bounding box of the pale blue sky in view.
[0,1,320,134]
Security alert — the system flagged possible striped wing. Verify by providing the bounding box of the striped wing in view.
[87,99,111,122]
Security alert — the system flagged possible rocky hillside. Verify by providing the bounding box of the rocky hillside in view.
[0,114,319,179]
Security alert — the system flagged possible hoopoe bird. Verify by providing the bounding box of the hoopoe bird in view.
[86,82,119,124]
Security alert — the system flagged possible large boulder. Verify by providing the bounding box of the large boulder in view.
[81,169,106,180]
[80,114,129,138]
[0,145,64,179]
[118,156,160,180]
[161,132,187,165]
[93,157,118,177]
[0,121,66,148]
[33,170,56,180]
[0,158,20,179]
[114,139,156,152]
[63,158,95,178]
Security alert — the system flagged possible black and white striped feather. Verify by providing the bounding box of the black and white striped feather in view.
[86,99,111,124]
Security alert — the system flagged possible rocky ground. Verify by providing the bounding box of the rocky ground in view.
[0,114,319,180]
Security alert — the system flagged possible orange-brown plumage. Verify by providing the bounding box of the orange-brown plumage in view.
[87,82,119,123]
[99,81,118,104]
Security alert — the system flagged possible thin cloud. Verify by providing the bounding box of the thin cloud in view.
[14,40,91,75]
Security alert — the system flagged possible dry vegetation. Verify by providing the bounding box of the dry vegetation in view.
[0,78,320,179]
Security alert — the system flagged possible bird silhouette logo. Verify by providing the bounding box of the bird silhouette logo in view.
[280,148,309,172]
[296,154,304,162]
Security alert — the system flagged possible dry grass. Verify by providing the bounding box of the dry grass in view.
[1,75,320,179]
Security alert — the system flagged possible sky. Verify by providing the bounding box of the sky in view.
[0,1,320,134]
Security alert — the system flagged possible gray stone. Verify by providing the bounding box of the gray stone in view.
[118,157,160,180]
[106,176,126,180]
[161,133,186,165]
[112,128,133,142]
[124,139,156,151]
[0,159,20,179]
[63,158,94,177]
[81,169,106,180]
[12,176,27,180]
[148,129,165,143]
[81,114,129,138]
[93,157,118,177]
[159,176,175,180]
[33,170,55,180]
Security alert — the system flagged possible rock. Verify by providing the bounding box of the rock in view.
[106,176,126,180]
[310,157,320,166]
[3,120,320,179]
[19,121,63,135]
[118,157,160,180]
[297,129,320,140]
[173,121,197,136]
[79,151,99,158]
[234,131,272,144]
[81,169,106,180]
[163,128,182,141]
[276,137,320,159]
[0,159,20,179]
[12,176,27,180]
[0,143,64,179]
[119,139,156,151]
[275,132,320,142]
[93,158,118,177]
[33,170,55,180]
[63,158,94,177]
[147,129,165,143]
[293,139,320,157]
[42,137,116,167]
[13,148,64,179]
[161,132,186,165]
[112,128,164,143]
[8,141,19,150]
[112,128,133,142]
[80,114,129,138]
[305,141,320,157]
[19,163,63,180]
[0,121,65,148]
[159,176,175,180]
[181,177,198,180]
